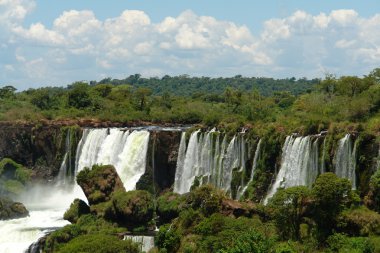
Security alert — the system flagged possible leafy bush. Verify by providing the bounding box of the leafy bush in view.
[110,190,154,228]
[312,173,355,242]
[365,169,380,212]
[155,224,181,253]
[337,207,380,236]
[64,198,91,224]
[268,186,311,240]
[327,233,374,253]
[157,192,185,224]
[56,234,140,253]
[187,185,225,217]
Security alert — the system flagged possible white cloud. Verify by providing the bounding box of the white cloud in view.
[0,3,379,89]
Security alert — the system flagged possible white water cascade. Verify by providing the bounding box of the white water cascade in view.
[0,127,152,252]
[75,128,150,191]
[334,134,357,189]
[124,235,155,252]
[173,130,255,197]
[264,135,320,204]
[0,130,81,253]
[236,139,262,199]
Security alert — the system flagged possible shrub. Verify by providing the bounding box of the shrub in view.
[111,190,154,228]
[157,192,185,224]
[57,234,140,253]
[187,185,225,217]
[327,233,374,253]
[268,186,311,240]
[64,199,91,224]
[155,224,181,253]
[312,173,354,242]
[337,206,380,236]
[365,170,380,212]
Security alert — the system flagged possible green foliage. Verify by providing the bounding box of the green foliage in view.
[218,228,273,253]
[56,234,141,253]
[0,158,31,196]
[157,192,185,224]
[187,185,225,217]
[0,85,16,99]
[110,190,154,227]
[67,82,92,109]
[64,198,91,224]
[3,180,25,195]
[268,186,312,240]
[311,173,355,242]
[327,233,374,253]
[337,207,380,236]
[155,224,181,253]
[365,169,380,212]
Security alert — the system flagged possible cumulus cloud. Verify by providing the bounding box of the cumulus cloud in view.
[0,1,380,89]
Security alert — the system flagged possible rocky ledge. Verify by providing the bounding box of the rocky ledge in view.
[0,197,29,220]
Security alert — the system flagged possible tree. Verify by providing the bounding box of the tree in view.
[0,85,16,99]
[92,84,113,98]
[337,76,371,97]
[134,87,152,111]
[311,173,355,242]
[268,186,311,240]
[68,82,92,109]
[368,68,380,83]
[224,87,242,113]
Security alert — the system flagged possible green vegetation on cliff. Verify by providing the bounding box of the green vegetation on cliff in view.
[1,69,380,136]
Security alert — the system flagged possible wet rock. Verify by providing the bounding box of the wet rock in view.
[64,198,91,223]
[76,164,125,205]
[0,197,29,220]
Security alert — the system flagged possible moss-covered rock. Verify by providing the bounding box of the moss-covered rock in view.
[108,190,154,228]
[187,185,225,217]
[157,192,185,224]
[64,198,91,224]
[0,197,29,220]
[76,164,125,205]
[0,158,31,196]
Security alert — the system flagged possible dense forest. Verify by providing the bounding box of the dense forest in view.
[1,69,380,134]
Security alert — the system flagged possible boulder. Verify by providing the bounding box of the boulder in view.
[0,197,29,220]
[76,165,125,205]
[64,198,91,223]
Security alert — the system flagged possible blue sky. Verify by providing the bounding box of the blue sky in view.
[1,0,380,89]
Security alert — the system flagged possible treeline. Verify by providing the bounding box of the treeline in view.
[93,74,319,96]
[0,69,379,134]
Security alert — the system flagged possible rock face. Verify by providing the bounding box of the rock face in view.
[137,131,181,194]
[0,122,81,181]
[0,197,29,220]
[75,164,154,230]
[76,165,125,205]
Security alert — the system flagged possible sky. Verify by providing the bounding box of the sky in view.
[1,0,380,90]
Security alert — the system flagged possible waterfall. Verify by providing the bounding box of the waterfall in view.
[334,134,357,189]
[173,132,187,193]
[320,138,327,174]
[173,130,252,196]
[264,135,320,204]
[57,129,74,186]
[124,235,154,252]
[75,128,150,191]
[0,135,79,253]
[236,139,262,199]
[376,144,380,170]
